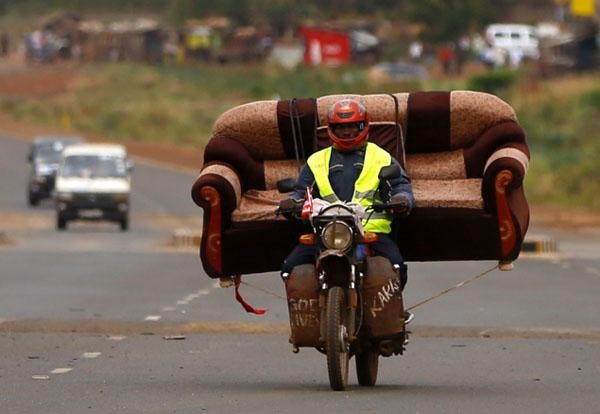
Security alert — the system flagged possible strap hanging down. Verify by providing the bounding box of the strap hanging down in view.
[289,98,306,167]
[234,275,267,315]
[388,93,407,169]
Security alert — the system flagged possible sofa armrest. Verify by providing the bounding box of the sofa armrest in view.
[192,163,242,214]
[481,147,530,261]
[191,163,242,278]
[482,146,529,211]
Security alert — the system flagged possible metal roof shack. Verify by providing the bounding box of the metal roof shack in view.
[77,18,165,63]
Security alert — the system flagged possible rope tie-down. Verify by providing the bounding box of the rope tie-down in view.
[222,264,499,315]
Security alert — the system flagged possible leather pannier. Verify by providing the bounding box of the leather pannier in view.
[362,256,405,338]
[285,264,321,347]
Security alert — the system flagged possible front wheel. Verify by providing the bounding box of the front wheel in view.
[356,349,379,386]
[28,191,39,206]
[325,286,350,391]
[119,216,129,231]
[56,214,67,230]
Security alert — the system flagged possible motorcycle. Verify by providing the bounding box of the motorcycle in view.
[277,165,409,391]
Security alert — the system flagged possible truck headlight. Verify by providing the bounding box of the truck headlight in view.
[113,193,129,203]
[321,221,353,251]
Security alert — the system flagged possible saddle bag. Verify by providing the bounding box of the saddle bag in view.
[363,256,405,338]
[285,264,321,347]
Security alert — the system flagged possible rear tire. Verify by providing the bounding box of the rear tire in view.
[326,286,350,391]
[356,349,379,386]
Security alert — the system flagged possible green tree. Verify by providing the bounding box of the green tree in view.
[406,0,496,42]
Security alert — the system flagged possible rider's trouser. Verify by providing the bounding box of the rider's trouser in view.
[281,233,406,287]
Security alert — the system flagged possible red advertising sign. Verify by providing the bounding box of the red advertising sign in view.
[298,26,351,65]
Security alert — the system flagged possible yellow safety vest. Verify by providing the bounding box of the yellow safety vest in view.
[307,142,393,234]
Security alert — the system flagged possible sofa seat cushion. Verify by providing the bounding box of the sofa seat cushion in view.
[412,179,483,209]
[230,178,483,223]
[232,189,285,222]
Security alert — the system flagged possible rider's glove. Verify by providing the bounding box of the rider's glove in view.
[277,198,303,219]
[390,194,410,215]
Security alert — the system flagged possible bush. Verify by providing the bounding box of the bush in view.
[466,70,519,95]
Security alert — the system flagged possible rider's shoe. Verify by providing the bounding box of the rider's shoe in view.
[404,310,414,325]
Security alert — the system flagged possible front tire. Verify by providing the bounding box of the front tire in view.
[28,192,39,206]
[326,286,350,391]
[56,214,67,230]
[119,216,129,231]
[356,349,379,386]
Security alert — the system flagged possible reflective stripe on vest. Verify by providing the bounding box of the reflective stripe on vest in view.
[306,143,393,233]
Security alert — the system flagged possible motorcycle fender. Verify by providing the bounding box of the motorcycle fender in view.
[316,250,351,287]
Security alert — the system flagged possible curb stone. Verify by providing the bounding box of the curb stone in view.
[171,228,201,248]
[521,235,558,253]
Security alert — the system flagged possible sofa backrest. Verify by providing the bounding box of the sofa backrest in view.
[204,91,527,191]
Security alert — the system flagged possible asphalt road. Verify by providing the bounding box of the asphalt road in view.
[1,134,600,413]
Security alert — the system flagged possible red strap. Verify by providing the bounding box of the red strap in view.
[234,276,267,315]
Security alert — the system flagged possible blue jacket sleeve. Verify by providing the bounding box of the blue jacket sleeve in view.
[386,158,415,212]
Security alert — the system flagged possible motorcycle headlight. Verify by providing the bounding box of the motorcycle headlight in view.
[321,221,353,251]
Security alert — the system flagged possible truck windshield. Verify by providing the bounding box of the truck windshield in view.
[35,142,65,163]
[62,155,127,178]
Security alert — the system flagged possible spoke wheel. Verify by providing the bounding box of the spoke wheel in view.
[356,349,379,386]
[325,286,350,391]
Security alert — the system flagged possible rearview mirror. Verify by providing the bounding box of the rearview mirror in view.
[378,164,401,180]
[277,178,296,193]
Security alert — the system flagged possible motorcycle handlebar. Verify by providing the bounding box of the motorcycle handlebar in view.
[370,202,408,213]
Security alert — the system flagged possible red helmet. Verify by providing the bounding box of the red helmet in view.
[327,99,369,151]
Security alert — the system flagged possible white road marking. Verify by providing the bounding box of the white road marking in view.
[162,306,177,312]
[32,375,50,380]
[176,300,189,305]
[107,335,126,341]
[81,352,101,359]
[50,368,73,374]
[197,289,210,296]
[144,315,162,321]
[585,267,599,275]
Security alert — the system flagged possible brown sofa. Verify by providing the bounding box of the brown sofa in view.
[191,91,530,279]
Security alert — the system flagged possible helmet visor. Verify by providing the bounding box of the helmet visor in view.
[330,122,365,139]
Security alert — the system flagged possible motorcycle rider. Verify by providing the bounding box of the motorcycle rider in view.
[279,99,415,318]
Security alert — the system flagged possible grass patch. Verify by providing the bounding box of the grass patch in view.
[516,76,600,209]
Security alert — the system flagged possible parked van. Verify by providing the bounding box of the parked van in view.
[485,24,540,59]
[26,136,85,206]
[54,144,133,231]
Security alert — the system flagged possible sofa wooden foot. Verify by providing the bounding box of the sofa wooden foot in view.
[219,276,235,288]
